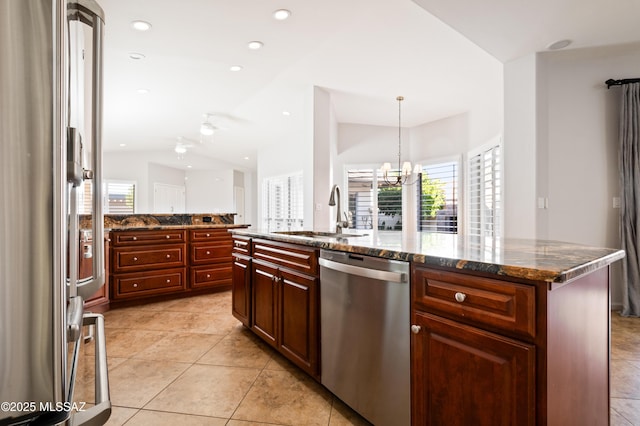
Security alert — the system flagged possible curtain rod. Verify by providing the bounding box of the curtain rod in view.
[606,78,640,89]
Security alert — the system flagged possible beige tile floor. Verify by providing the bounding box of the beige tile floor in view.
[75,292,640,425]
[611,313,640,426]
[75,291,371,426]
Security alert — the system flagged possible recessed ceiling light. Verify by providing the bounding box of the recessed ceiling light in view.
[136,88,149,94]
[187,165,192,168]
[547,39,572,50]
[247,41,263,50]
[131,20,152,31]
[230,65,243,72]
[119,143,126,147]
[273,9,291,20]
[128,52,145,60]
[282,111,291,116]
[244,156,250,160]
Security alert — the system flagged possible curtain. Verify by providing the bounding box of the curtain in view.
[620,82,640,317]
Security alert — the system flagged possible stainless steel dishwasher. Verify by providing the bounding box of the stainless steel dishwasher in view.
[319,249,410,426]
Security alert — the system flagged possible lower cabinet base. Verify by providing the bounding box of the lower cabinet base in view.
[108,285,231,310]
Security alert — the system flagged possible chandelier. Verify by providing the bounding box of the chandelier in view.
[381,96,421,185]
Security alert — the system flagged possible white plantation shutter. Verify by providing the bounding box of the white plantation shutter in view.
[347,163,459,233]
[418,161,458,233]
[262,172,304,232]
[107,182,136,214]
[468,144,501,244]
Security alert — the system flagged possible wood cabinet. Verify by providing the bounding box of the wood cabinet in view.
[232,235,252,327]
[108,227,241,305]
[188,229,233,290]
[110,229,187,300]
[233,237,320,378]
[411,265,611,426]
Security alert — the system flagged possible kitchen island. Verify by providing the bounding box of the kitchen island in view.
[229,228,624,426]
[80,213,248,309]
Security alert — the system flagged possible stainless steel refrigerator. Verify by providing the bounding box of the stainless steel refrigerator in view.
[0,1,110,425]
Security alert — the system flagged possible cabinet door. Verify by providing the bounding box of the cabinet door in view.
[232,254,251,327]
[279,268,318,377]
[412,312,535,426]
[251,259,278,347]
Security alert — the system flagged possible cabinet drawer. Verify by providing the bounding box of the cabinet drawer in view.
[190,229,231,242]
[113,244,186,272]
[190,265,232,289]
[111,229,186,246]
[412,267,536,339]
[113,268,186,298]
[232,236,251,255]
[190,242,233,265]
[252,239,318,276]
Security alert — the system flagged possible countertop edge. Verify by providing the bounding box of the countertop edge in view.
[229,229,625,283]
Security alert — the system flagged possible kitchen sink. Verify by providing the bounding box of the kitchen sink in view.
[274,231,368,238]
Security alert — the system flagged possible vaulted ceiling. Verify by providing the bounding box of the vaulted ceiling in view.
[100,0,639,171]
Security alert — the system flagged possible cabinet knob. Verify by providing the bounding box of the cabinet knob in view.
[166,254,171,259]
[133,257,138,261]
[206,233,210,237]
[133,283,138,288]
[454,292,467,303]
[132,236,137,241]
[206,274,211,278]
[411,325,421,334]
[166,279,171,283]
[206,251,211,255]
[166,235,170,239]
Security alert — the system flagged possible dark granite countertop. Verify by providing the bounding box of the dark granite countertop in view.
[80,213,248,231]
[229,229,625,284]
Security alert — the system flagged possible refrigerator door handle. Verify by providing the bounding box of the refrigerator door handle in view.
[68,0,105,299]
[70,313,111,426]
[66,296,84,342]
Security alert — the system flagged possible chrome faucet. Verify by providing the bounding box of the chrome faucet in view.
[329,184,349,233]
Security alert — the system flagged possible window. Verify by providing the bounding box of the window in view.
[262,172,303,232]
[106,181,136,214]
[346,160,458,233]
[347,169,403,230]
[78,180,136,214]
[417,161,458,233]
[468,143,501,245]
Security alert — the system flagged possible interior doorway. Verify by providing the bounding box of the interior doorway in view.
[153,183,185,213]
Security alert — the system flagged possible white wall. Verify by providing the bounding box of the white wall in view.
[313,87,336,232]
[103,151,149,212]
[104,151,241,215]
[504,54,538,239]
[504,42,640,308]
[185,169,234,213]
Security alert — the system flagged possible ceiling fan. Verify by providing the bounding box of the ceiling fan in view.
[174,136,199,158]
[199,112,244,142]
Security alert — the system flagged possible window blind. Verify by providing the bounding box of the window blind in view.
[418,161,458,233]
[78,180,135,214]
[262,172,304,232]
[468,144,501,241]
[347,162,458,233]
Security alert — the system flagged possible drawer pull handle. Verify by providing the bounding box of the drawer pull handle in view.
[206,274,211,278]
[206,233,210,237]
[206,251,211,255]
[410,324,421,334]
[166,235,170,239]
[133,257,138,261]
[454,292,467,303]
[133,283,138,288]
[166,254,171,259]
[166,279,171,283]
[132,236,137,241]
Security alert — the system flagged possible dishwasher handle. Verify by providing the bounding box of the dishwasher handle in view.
[319,257,407,283]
